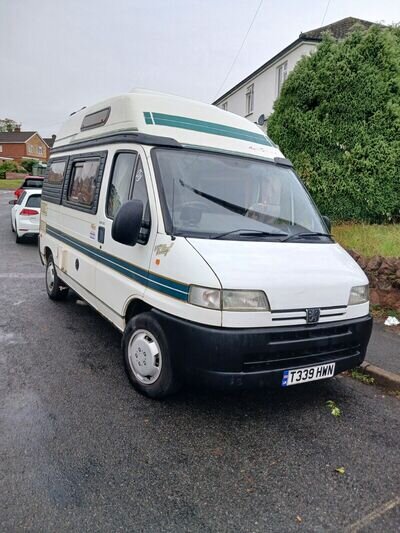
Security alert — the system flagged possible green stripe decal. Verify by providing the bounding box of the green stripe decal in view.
[144,112,273,147]
[144,112,153,125]
[46,226,189,301]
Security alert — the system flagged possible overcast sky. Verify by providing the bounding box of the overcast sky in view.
[1,0,398,137]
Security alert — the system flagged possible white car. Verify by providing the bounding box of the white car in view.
[11,189,42,243]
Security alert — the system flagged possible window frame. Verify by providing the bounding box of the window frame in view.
[277,61,288,96]
[245,84,254,116]
[81,107,111,131]
[62,150,107,214]
[105,150,138,220]
[42,156,69,205]
[106,150,151,245]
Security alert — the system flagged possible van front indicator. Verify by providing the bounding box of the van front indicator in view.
[189,286,270,311]
[349,285,369,305]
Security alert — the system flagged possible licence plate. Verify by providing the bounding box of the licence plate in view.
[281,362,336,387]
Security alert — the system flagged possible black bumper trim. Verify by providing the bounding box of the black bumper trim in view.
[153,311,373,390]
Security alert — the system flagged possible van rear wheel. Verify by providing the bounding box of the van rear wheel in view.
[46,254,69,300]
[123,312,180,399]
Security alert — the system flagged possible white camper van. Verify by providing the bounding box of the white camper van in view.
[39,90,372,398]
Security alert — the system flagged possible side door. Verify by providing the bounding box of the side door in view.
[57,151,107,294]
[95,146,156,318]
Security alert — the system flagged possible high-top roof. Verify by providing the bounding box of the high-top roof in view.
[54,89,282,161]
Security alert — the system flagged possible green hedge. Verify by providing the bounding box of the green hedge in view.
[0,161,26,179]
[267,25,400,223]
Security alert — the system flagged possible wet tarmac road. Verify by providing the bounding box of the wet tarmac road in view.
[0,191,399,532]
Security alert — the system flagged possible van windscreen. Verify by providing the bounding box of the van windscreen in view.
[152,148,329,241]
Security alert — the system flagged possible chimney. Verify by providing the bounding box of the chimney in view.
[15,124,21,132]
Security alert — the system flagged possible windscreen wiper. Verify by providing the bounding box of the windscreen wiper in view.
[282,231,332,242]
[212,229,288,240]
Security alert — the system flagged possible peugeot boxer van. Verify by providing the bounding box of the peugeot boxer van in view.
[39,90,372,398]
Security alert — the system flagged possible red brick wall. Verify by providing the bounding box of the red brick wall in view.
[0,143,26,160]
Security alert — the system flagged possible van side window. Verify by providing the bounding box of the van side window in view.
[68,159,100,207]
[47,161,66,184]
[132,158,151,243]
[42,157,68,205]
[107,152,137,218]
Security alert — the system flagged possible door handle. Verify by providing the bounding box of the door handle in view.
[98,226,105,244]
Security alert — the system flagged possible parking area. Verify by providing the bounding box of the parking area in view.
[1,190,399,532]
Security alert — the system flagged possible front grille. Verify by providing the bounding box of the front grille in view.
[242,323,361,373]
[271,305,347,323]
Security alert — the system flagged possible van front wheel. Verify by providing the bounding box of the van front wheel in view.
[46,254,69,300]
[123,312,180,399]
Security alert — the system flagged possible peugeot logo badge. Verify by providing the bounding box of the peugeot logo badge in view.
[306,308,320,324]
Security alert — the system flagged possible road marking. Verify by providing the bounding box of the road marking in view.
[0,273,43,279]
[347,496,400,532]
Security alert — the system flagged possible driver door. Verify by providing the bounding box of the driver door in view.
[95,145,156,320]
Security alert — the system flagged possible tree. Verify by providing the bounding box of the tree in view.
[0,118,20,132]
[267,25,400,223]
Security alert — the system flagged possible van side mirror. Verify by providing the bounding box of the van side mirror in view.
[9,199,17,205]
[322,215,331,233]
[111,200,143,246]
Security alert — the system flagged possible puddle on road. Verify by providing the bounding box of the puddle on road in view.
[0,330,25,345]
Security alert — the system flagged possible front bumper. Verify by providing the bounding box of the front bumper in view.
[153,311,373,390]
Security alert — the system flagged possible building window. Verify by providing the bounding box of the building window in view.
[38,146,43,156]
[68,159,100,207]
[245,84,254,115]
[222,102,228,111]
[28,144,34,154]
[0,145,2,152]
[277,61,288,96]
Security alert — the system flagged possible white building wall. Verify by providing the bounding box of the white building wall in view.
[217,42,317,125]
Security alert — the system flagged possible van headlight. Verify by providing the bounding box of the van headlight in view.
[189,286,221,309]
[349,285,369,305]
[189,286,270,311]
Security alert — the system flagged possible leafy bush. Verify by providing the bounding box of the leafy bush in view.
[0,161,26,179]
[268,25,400,223]
[20,159,38,174]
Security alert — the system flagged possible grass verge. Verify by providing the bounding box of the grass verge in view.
[0,179,23,190]
[333,224,400,257]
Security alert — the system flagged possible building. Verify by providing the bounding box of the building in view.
[213,17,375,126]
[0,131,52,163]
[43,135,56,150]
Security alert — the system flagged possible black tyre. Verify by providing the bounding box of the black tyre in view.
[11,218,15,232]
[45,254,69,300]
[15,227,22,243]
[122,312,180,399]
